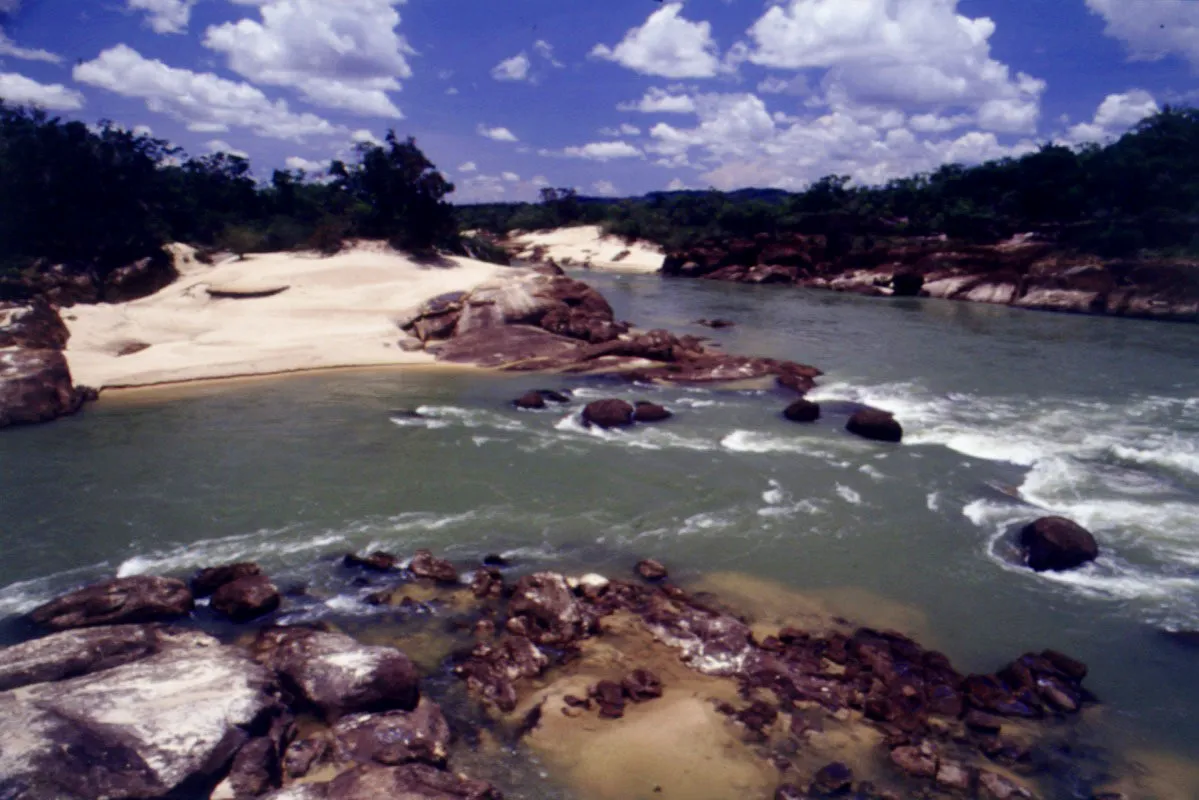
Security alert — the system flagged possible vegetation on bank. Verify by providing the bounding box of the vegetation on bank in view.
[1,102,1197,282]
[458,107,1199,259]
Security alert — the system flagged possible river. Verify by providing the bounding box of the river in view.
[2,272,1198,797]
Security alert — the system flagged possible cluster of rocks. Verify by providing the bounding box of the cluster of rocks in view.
[782,398,905,444]
[397,271,822,391]
[0,298,96,428]
[661,233,1199,322]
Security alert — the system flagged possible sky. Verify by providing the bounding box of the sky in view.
[0,0,1196,203]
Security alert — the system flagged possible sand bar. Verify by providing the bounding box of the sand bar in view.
[507,225,663,273]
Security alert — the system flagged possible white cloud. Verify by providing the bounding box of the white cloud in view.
[0,30,60,62]
[599,123,642,137]
[1086,0,1199,67]
[502,171,520,182]
[560,141,644,161]
[531,175,550,187]
[445,86,458,95]
[206,139,249,158]
[591,3,722,78]
[618,87,697,114]
[909,112,972,133]
[592,180,620,197]
[457,173,507,202]
[1060,90,1160,145]
[0,72,84,109]
[666,178,690,191]
[74,45,343,140]
[203,0,412,118]
[127,0,196,34]
[534,40,564,68]
[350,128,382,146]
[491,52,531,82]
[133,124,154,136]
[285,155,329,172]
[757,75,810,96]
[458,161,477,173]
[747,0,1046,134]
[477,124,518,142]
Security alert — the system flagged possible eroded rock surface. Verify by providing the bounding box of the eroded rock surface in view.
[29,575,194,631]
[1,300,94,429]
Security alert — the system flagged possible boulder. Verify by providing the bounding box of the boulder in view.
[512,391,546,410]
[889,743,937,779]
[102,254,178,303]
[620,668,663,702]
[846,408,903,443]
[0,630,275,799]
[211,574,282,622]
[471,567,504,600]
[810,762,853,795]
[0,348,92,429]
[635,559,669,582]
[409,550,460,584]
[0,300,70,349]
[253,628,419,721]
[508,572,588,645]
[1019,517,1098,572]
[454,635,549,712]
[344,551,400,572]
[582,398,635,428]
[212,730,290,800]
[433,325,582,368]
[633,401,672,423]
[192,562,264,598]
[783,399,821,423]
[0,624,193,691]
[641,593,754,676]
[29,575,194,631]
[332,700,451,768]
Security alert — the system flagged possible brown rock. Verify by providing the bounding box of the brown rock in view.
[344,551,400,572]
[0,300,70,349]
[513,391,546,410]
[509,572,587,645]
[332,700,451,767]
[211,574,282,622]
[621,668,663,702]
[471,567,504,599]
[890,743,937,779]
[409,549,459,584]
[322,763,502,800]
[592,679,626,719]
[582,398,635,428]
[633,401,672,422]
[0,348,92,429]
[636,559,669,582]
[102,253,177,303]
[1020,517,1099,572]
[846,408,903,443]
[978,771,1034,799]
[936,761,973,792]
[783,399,821,423]
[29,576,194,631]
[455,635,549,712]
[192,562,264,598]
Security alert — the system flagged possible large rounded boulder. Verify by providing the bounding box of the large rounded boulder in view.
[29,576,194,631]
[783,399,820,423]
[582,398,635,429]
[211,574,282,622]
[633,401,672,423]
[1020,516,1099,572]
[846,408,903,443]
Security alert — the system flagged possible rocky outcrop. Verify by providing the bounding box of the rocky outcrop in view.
[29,575,194,631]
[102,254,178,304]
[252,628,419,721]
[332,700,451,768]
[1,300,95,429]
[409,549,460,584]
[508,572,590,645]
[846,408,903,443]
[635,558,668,582]
[1020,516,1099,572]
[279,763,502,800]
[211,574,282,622]
[0,628,277,799]
[192,561,265,597]
[663,233,1199,323]
[0,624,194,691]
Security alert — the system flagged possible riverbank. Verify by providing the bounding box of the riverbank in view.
[505,226,664,273]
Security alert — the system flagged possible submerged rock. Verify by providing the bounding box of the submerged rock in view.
[512,390,546,410]
[636,558,669,582]
[409,550,460,584]
[783,399,821,423]
[253,628,419,721]
[1020,516,1099,572]
[845,408,903,443]
[29,575,194,631]
[344,551,400,572]
[582,398,635,428]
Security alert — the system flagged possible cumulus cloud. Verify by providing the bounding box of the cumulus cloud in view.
[0,30,59,62]
[127,0,196,34]
[477,124,518,142]
[74,45,343,140]
[285,155,330,172]
[456,173,507,201]
[592,180,620,196]
[1060,90,1160,145]
[534,40,564,68]
[1086,0,1199,67]
[457,161,477,172]
[0,71,84,109]
[203,0,412,118]
[591,3,722,79]
[502,171,520,182]
[350,128,382,146]
[747,0,1046,134]
[599,123,642,137]
[618,87,697,114]
[558,141,644,161]
[531,175,550,187]
[492,52,531,82]
[206,139,249,158]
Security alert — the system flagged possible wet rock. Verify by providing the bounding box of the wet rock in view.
[891,271,925,297]
[0,299,70,349]
[978,771,1034,799]
[635,559,669,582]
[890,742,938,779]
[253,628,419,721]
[621,668,664,702]
[641,593,754,676]
[471,567,504,599]
[537,389,572,403]
[29,575,194,631]
[344,551,400,572]
[1040,649,1087,681]
[633,401,672,423]
[846,408,903,443]
[192,562,264,598]
[332,699,451,768]
[455,635,549,712]
[483,553,511,567]
[783,399,821,423]
[512,390,546,410]
[282,736,329,779]
[213,736,282,799]
[323,763,502,800]
[964,710,1003,733]
[0,629,275,798]
[936,761,973,792]
[695,318,736,329]
[0,347,93,429]
[963,674,1041,718]
[735,699,778,735]
[582,398,635,428]
[211,574,282,622]
[0,624,193,691]
[509,572,588,645]
[810,762,853,795]
[409,549,460,584]
[1020,517,1099,572]
[591,680,627,719]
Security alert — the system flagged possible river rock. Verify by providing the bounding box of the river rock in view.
[0,629,275,799]
[471,567,504,600]
[509,572,588,645]
[455,635,549,712]
[620,668,664,702]
[29,575,194,631]
[845,408,903,443]
[633,401,672,422]
[192,562,264,598]
[332,699,452,768]
[512,390,546,410]
[322,763,502,800]
[0,623,193,691]
[344,551,400,572]
[890,742,938,778]
[641,592,754,676]
[783,399,821,423]
[409,549,460,584]
[978,771,1034,799]
[810,762,853,795]
[636,558,669,582]
[1019,516,1099,571]
[582,398,635,428]
[211,574,282,622]
[212,730,290,800]
[253,628,419,721]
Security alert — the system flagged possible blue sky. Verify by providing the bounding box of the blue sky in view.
[0,0,1196,203]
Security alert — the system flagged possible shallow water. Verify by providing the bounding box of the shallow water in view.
[2,274,1198,795]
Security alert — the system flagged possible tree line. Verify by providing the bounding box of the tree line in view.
[458,107,1199,258]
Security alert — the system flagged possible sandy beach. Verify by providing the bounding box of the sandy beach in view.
[507,226,663,273]
[64,243,519,390]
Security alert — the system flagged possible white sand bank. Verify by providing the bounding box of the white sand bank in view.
[64,243,519,389]
[507,225,663,273]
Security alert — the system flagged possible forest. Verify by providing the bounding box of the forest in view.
[1,102,1197,282]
